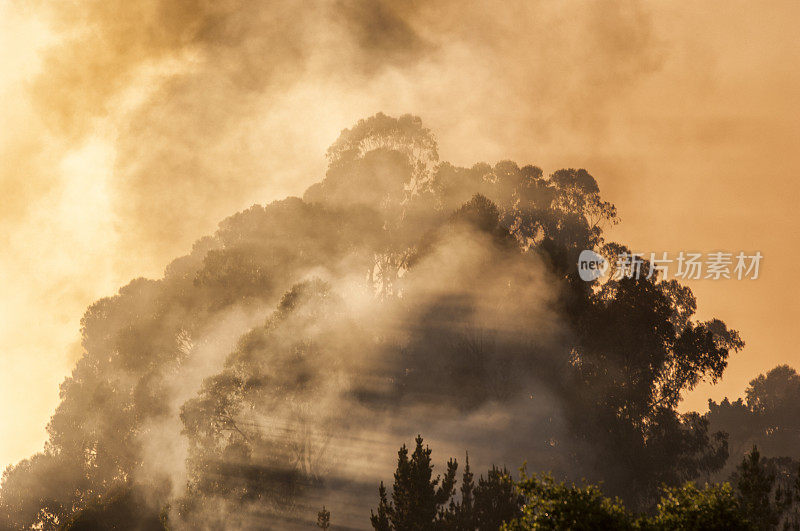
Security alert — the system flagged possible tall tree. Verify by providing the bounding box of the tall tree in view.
[370,435,458,530]
[733,446,779,530]
[454,453,476,530]
[474,466,523,530]
[0,113,747,526]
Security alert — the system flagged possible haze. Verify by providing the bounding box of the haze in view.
[0,0,797,476]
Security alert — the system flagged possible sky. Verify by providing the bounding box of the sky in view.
[0,0,798,471]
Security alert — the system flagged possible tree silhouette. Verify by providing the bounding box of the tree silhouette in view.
[473,466,523,530]
[503,472,632,531]
[372,438,524,530]
[0,113,752,527]
[647,482,750,531]
[733,446,779,530]
[444,453,475,530]
[708,365,800,471]
[370,435,458,530]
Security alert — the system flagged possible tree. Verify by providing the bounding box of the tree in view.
[502,472,631,530]
[726,447,800,529]
[371,483,392,531]
[371,435,458,530]
[645,482,749,531]
[708,365,800,472]
[446,453,475,530]
[473,466,523,530]
[783,462,800,529]
[561,268,740,507]
[0,113,747,525]
[372,439,525,531]
[733,446,780,530]
[59,486,167,530]
[504,475,752,530]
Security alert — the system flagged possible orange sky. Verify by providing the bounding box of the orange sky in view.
[1,0,798,471]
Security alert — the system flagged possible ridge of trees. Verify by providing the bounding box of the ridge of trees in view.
[362,436,800,530]
[0,113,795,529]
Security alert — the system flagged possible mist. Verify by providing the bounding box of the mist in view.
[1,0,799,529]
[0,112,746,528]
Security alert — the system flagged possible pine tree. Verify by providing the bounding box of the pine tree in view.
[734,445,778,530]
[474,466,523,530]
[789,463,800,529]
[370,483,391,531]
[457,453,475,530]
[370,435,458,530]
[442,453,475,530]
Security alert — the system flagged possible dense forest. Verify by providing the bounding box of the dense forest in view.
[1,114,798,529]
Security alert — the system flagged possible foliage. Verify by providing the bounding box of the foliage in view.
[644,482,750,531]
[734,446,780,529]
[371,436,523,530]
[59,486,168,530]
[366,438,800,530]
[472,466,524,530]
[0,113,752,527]
[370,435,458,530]
[708,366,800,475]
[502,472,631,530]
[730,446,800,530]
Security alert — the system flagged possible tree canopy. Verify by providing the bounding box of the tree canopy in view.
[0,113,764,529]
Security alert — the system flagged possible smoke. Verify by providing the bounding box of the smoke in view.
[4,0,798,527]
[15,0,662,260]
[0,109,635,529]
[167,185,570,527]
[0,0,677,471]
[23,0,434,258]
